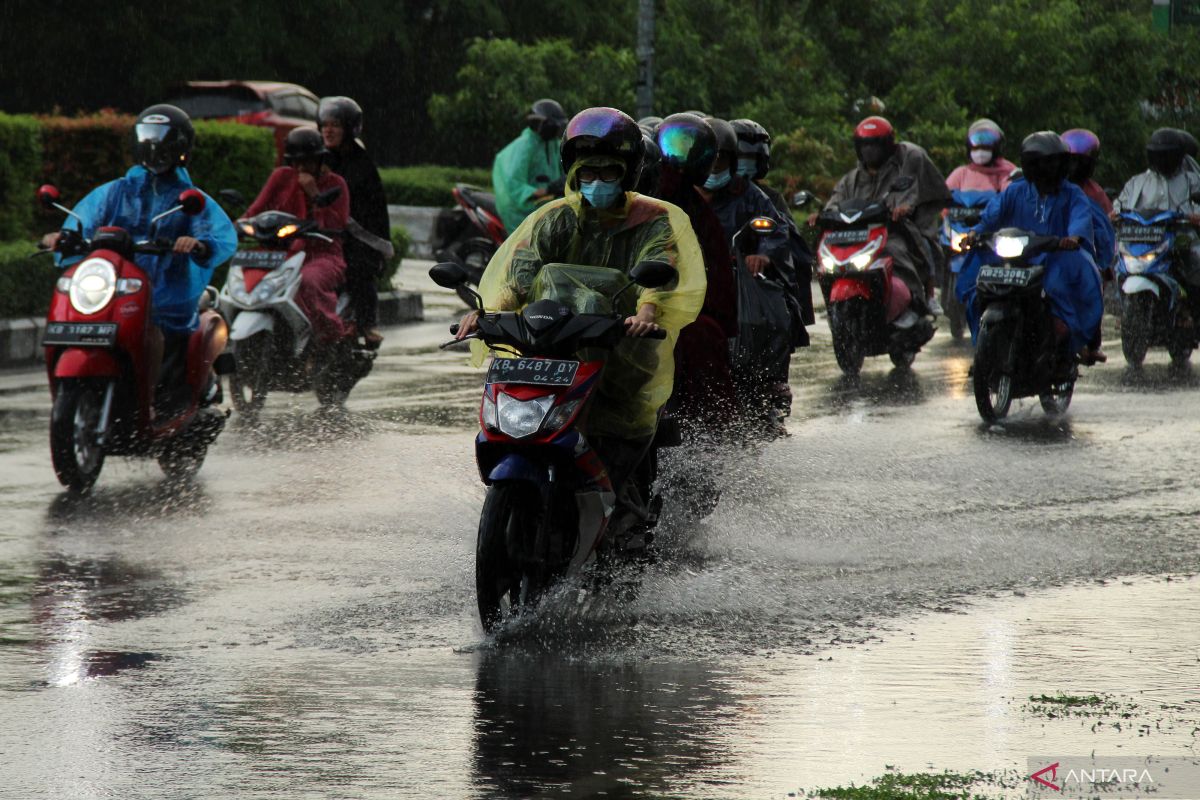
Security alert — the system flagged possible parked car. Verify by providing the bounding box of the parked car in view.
[164,81,319,162]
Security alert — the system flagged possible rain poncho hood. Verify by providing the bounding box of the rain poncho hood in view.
[57,165,237,335]
[474,159,706,439]
[492,127,564,233]
[828,140,951,239]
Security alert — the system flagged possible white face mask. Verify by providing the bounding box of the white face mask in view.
[970,148,994,166]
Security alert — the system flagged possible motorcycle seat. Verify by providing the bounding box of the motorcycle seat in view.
[461,186,499,218]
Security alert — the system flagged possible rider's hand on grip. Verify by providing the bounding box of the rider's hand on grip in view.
[1057,236,1080,251]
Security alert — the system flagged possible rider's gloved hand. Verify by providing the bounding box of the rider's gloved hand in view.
[1058,236,1081,251]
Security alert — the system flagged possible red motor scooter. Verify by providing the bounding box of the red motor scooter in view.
[431,184,508,286]
[815,187,936,376]
[38,185,233,493]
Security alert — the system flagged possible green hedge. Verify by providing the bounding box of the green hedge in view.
[379,164,492,206]
[0,114,43,242]
[0,241,55,318]
[190,121,277,218]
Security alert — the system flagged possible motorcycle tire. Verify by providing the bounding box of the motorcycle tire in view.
[830,304,865,376]
[476,482,545,633]
[973,324,1013,422]
[1167,335,1194,367]
[942,273,966,340]
[889,349,917,369]
[1039,370,1076,416]
[229,333,271,418]
[1120,293,1152,367]
[50,378,107,494]
[157,438,207,482]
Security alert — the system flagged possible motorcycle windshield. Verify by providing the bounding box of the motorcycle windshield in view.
[527,263,632,317]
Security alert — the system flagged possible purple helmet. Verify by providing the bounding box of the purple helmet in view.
[560,107,644,190]
[1062,128,1101,183]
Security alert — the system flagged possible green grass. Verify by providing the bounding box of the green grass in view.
[811,770,1001,799]
[378,164,492,206]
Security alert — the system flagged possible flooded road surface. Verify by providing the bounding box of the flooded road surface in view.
[1,262,1198,798]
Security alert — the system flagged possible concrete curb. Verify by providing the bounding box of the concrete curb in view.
[0,290,424,370]
[389,204,440,259]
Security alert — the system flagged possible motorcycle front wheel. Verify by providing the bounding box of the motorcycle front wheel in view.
[50,378,107,493]
[973,323,1014,422]
[229,333,272,417]
[1120,293,1152,367]
[476,481,547,633]
[829,302,865,376]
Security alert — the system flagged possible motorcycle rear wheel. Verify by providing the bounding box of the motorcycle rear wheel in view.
[476,482,546,633]
[50,378,106,493]
[973,325,1013,422]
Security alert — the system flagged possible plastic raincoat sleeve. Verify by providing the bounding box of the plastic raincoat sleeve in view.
[54,180,120,267]
[492,129,561,232]
[472,189,706,439]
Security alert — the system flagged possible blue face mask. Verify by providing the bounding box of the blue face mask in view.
[580,179,623,209]
[737,158,758,178]
[704,171,732,191]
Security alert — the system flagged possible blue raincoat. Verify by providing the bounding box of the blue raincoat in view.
[957,178,1104,354]
[57,165,237,335]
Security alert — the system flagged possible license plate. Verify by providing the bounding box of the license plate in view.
[978,266,1032,287]
[1118,224,1166,243]
[231,250,288,268]
[487,358,580,387]
[825,229,869,245]
[42,322,118,347]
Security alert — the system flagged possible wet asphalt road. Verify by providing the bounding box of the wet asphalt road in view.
[1,261,1198,798]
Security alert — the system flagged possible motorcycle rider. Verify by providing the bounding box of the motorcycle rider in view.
[701,117,803,427]
[945,119,1016,193]
[1063,128,1116,278]
[816,116,951,316]
[731,117,816,329]
[319,96,392,348]
[654,112,740,435]
[960,131,1106,363]
[1113,128,1200,323]
[243,127,353,345]
[458,107,706,545]
[491,99,568,234]
[41,104,238,403]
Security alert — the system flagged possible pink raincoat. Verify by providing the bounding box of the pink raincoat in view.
[945,158,1017,193]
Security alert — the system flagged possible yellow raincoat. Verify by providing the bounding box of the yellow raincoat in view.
[472,162,706,439]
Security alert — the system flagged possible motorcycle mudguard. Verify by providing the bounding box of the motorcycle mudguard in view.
[487,453,548,485]
[53,347,120,379]
[1121,275,1162,298]
[830,278,871,304]
[186,310,229,391]
[980,304,1013,328]
[229,311,275,341]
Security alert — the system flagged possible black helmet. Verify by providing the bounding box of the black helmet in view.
[133,104,194,175]
[284,126,329,164]
[731,118,771,179]
[1147,128,1187,177]
[705,117,738,178]
[637,116,663,135]
[656,113,718,186]
[1020,131,1069,193]
[560,107,644,191]
[318,96,364,140]
[528,98,568,141]
[636,131,662,196]
[1175,128,1199,159]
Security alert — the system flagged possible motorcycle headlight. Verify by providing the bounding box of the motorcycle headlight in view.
[993,235,1029,259]
[541,399,582,434]
[850,252,874,270]
[68,258,116,315]
[949,230,967,253]
[496,392,555,439]
[481,393,498,430]
[818,242,837,273]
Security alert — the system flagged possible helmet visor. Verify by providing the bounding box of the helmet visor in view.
[658,122,715,168]
[565,109,625,141]
[967,128,1002,148]
[135,123,173,144]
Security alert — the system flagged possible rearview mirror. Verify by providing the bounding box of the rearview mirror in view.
[314,186,343,208]
[748,216,778,235]
[889,176,915,193]
[37,184,61,209]
[630,259,676,289]
[179,189,206,216]
[429,261,470,288]
[791,190,812,208]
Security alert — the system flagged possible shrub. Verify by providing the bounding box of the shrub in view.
[379,165,492,207]
[0,114,43,242]
[0,241,57,318]
[190,121,277,218]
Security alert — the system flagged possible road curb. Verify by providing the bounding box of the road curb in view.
[0,290,424,370]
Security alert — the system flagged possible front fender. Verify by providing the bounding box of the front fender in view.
[229,310,275,341]
[486,453,549,485]
[980,303,1014,328]
[830,278,872,304]
[1120,275,1165,298]
[53,348,120,379]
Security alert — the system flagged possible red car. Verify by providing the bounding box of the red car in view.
[164,81,320,162]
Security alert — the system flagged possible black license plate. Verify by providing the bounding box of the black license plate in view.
[42,322,118,347]
[825,229,870,245]
[947,207,981,223]
[1118,224,1166,243]
[979,266,1032,287]
[231,250,288,269]
[487,358,580,387]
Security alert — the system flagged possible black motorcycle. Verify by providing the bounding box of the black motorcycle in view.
[969,228,1077,422]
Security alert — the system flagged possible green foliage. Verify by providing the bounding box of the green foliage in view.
[190,121,276,216]
[0,241,56,318]
[813,769,997,800]
[0,114,43,241]
[381,225,412,290]
[379,165,493,206]
[35,111,133,232]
